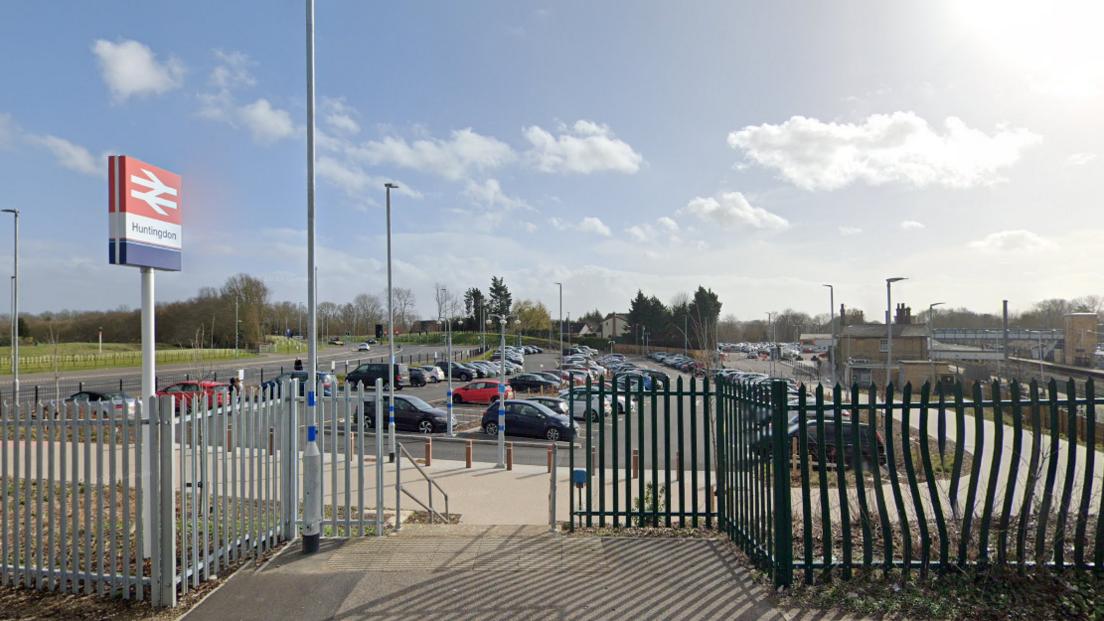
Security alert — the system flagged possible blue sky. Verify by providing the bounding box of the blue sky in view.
[1,1,1102,320]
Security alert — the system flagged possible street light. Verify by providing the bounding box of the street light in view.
[766,312,774,377]
[487,313,517,468]
[2,209,18,404]
[886,277,907,390]
[385,182,399,462]
[554,282,563,369]
[98,326,103,356]
[822,284,834,385]
[235,296,240,359]
[928,302,945,387]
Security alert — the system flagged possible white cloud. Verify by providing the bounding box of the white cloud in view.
[352,129,515,181]
[677,192,789,230]
[239,99,295,144]
[463,178,533,214]
[578,217,611,236]
[969,230,1055,253]
[523,120,642,174]
[728,112,1042,190]
[27,134,106,177]
[900,220,926,230]
[208,50,256,90]
[625,225,654,243]
[657,216,679,233]
[521,222,538,233]
[549,217,568,230]
[322,97,360,136]
[0,113,14,147]
[1066,152,1098,166]
[92,39,184,102]
[838,226,862,235]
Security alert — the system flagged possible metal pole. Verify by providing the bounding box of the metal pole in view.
[385,183,398,462]
[885,277,906,390]
[234,297,239,359]
[446,311,454,436]
[99,327,103,355]
[555,282,562,368]
[375,378,384,536]
[499,318,506,468]
[823,284,834,385]
[3,209,18,404]
[928,302,944,387]
[683,315,687,357]
[303,0,321,553]
[1037,331,1044,384]
[140,266,155,556]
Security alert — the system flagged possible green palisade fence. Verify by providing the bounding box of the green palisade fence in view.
[575,375,1104,587]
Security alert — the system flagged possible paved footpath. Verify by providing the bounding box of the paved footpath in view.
[181,525,796,621]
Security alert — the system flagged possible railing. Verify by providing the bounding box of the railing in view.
[394,443,449,527]
[716,376,1104,589]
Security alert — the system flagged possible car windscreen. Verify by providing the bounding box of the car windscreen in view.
[402,396,433,411]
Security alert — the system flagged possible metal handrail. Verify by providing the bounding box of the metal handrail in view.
[396,442,450,524]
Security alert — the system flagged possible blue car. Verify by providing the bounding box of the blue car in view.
[261,371,336,398]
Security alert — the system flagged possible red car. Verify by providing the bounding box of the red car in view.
[451,380,514,404]
[157,381,230,412]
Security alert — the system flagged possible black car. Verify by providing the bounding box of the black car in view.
[345,363,410,390]
[758,420,886,468]
[481,399,576,442]
[509,373,560,393]
[436,361,474,381]
[534,371,565,386]
[356,395,452,433]
[409,367,427,387]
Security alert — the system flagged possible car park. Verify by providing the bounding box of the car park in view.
[451,380,514,404]
[355,394,453,433]
[261,371,337,397]
[345,363,410,390]
[481,399,576,441]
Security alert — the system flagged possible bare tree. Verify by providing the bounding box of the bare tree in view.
[389,287,418,332]
[434,283,460,325]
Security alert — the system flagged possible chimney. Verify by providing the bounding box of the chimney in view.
[894,303,913,325]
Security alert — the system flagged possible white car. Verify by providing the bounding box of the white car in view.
[557,387,612,422]
[357,343,371,352]
[418,365,445,382]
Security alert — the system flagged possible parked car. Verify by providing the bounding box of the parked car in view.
[509,373,561,393]
[261,371,337,397]
[364,339,378,344]
[156,381,230,411]
[451,380,514,404]
[557,386,612,422]
[409,368,428,387]
[525,396,569,416]
[418,366,445,383]
[757,421,886,468]
[50,390,136,418]
[436,361,474,381]
[481,400,576,442]
[534,371,566,387]
[345,363,410,390]
[355,395,452,433]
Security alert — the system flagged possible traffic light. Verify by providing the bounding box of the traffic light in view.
[375,324,384,339]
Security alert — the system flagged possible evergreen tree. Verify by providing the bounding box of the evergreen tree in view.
[463,287,486,331]
[488,276,512,317]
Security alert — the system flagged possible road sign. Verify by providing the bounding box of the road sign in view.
[109,156,182,271]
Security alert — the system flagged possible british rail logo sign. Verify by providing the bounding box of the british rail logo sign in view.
[108,156,182,271]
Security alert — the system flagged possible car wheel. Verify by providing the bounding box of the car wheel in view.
[490,395,499,404]
[462,374,472,381]
[485,422,498,435]
[452,394,463,404]
[365,414,375,428]
[545,427,561,442]
[417,419,435,434]
[588,409,600,422]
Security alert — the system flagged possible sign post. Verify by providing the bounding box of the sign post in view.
[109,155,182,557]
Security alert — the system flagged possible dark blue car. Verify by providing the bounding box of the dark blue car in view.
[481,399,577,442]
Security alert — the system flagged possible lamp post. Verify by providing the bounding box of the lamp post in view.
[98,326,103,355]
[766,312,774,377]
[444,304,455,436]
[488,313,517,468]
[234,296,239,359]
[2,209,18,404]
[822,284,834,385]
[928,302,945,387]
[385,182,399,462]
[554,282,563,368]
[886,277,907,390]
[683,314,688,357]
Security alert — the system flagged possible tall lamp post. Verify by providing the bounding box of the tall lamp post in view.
[886,277,907,390]
[234,296,239,359]
[2,209,18,404]
[487,313,517,468]
[554,282,563,368]
[98,326,103,355]
[766,312,774,377]
[928,302,945,387]
[822,284,834,385]
[385,182,399,462]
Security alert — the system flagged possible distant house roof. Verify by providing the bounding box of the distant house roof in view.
[840,324,930,338]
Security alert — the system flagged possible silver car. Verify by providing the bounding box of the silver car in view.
[418,365,445,383]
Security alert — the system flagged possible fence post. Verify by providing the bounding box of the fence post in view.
[771,379,794,589]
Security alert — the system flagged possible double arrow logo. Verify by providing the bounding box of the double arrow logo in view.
[130,168,178,217]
